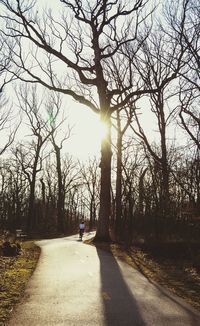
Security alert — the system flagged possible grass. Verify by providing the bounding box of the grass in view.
[0,240,40,324]
[85,238,200,312]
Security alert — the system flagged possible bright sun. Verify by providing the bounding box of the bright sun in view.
[65,107,108,160]
[95,118,108,140]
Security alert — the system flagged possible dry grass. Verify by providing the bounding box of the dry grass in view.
[0,241,40,324]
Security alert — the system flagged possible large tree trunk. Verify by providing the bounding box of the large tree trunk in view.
[27,179,35,232]
[161,158,170,215]
[27,148,39,232]
[94,113,112,242]
[54,144,65,234]
[89,198,93,231]
[115,128,122,237]
[196,152,200,213]
[89,197,96,231]
[160,109,170,218]
[138,168,148,216]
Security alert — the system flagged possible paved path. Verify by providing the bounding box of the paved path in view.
[8,233,200,326]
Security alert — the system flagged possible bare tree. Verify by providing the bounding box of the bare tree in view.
[164,0,200,148]
[14,85,53,232]
[0,0,166,241]
[0,36,15,92]
[0,157,29,231]
[178,91,200,149]
[0,42,19,155]
[165,0,200,88]
[128,23,184,220]
[112,107,134,237]
[172,146,200,215]
[0,96,19,155]
[45,92,72,233]
[0,29,20,155]
[119,145,143,244]
[79,158,100,231]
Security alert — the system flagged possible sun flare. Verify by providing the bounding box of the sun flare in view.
[65,109,109,160]
[95,118,108,141]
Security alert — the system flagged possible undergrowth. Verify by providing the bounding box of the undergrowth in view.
[0,241,40,324]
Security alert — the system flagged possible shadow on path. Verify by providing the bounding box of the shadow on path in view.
[96,245,200,326]
[96,247,146,326]
[128,250,200,324]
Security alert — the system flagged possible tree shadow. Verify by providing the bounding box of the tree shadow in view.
[96,246,200,326]
[127,249,200,319]
[96,247,146,326]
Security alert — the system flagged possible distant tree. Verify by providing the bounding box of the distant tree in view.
[79,158,100,231]
[172,147,200,214]
[128,25,183,220]
[0,96,19,155]
[15,85,53,232]
[119,145,143,244]
[0,32,20,155]
[44,156,57,207]
[0,158,28,231]
[40,155,58,233]
[0,36,14,93]
[112,107,134,237]
[46,92,72,233]
[178,91,200,150]
[164,0,200,148]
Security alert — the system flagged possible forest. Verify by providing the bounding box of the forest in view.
[0,0,199,244]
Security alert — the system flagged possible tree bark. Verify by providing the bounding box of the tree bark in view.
[115,126,123,237]
[95,112,112,242]
[54,144,65,234]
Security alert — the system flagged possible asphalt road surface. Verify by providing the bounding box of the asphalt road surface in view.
[8,233,200,326]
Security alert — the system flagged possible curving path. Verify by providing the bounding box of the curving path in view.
[8,233,200,326]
